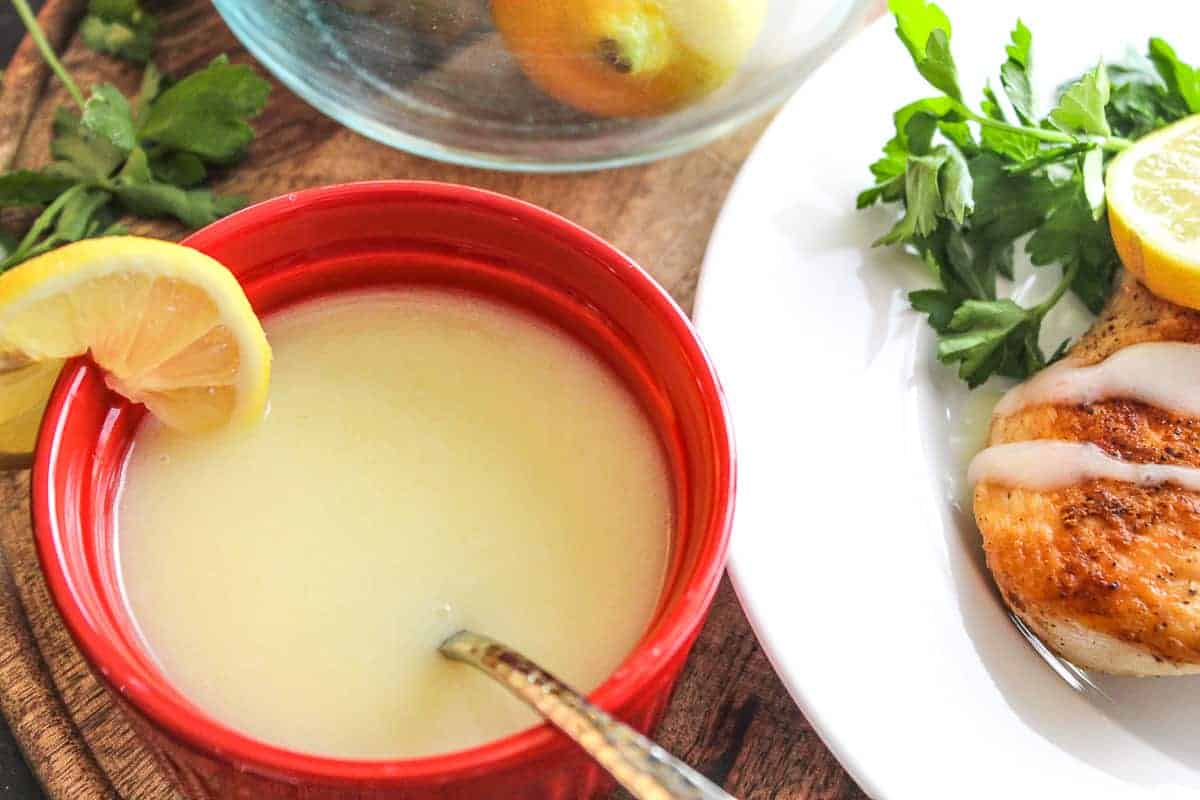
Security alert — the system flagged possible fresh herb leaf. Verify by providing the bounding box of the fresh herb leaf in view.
[79,16,154,63]
[972,231,1015,281]
[937,298,1042,387]
[151,151,207,187]
[56,187,113,241]
[979,84,1039,161]
[967,153,1045,242]
[888,0,952,68]
[887,0,962,101]
[0,170,77,207]
[876,148,950,244]
[1000,20,1035,124]
[1108,75,1170,139]
[1081,147,1105,220]
[79,0,157,63]
[939,142,974,224]
[138,56,271,164]
[919,30,961,103]
[81,84,135,152]
[1,3,272,273]
[1105,47,1197,140]
[1148,37,1200,113]
[936,224,992,300]
[1005,18,1032,67]
[938,118,975,152]
[979,126,1040,163]
[858,97,960,209]
[858,1,1181,389]
[1026,186,1118,313]
[1050,63,1112,137]
[857,139,907,208]
[113,148,245,228]
[50,107,125,179]
[0,184,111,270]
[133,62,164,121]
[909,288,959,331]
[896,97,962,144]
[904,112,940,155]
[856,175,900,210]
[114,180,245,228]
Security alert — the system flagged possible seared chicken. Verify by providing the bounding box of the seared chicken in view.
[976,272,1200,675]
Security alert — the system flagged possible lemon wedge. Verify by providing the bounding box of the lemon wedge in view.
[1108,114,1200,308]
[0,237,271,463]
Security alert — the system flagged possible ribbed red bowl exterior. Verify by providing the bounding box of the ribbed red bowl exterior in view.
[32,182,735,798]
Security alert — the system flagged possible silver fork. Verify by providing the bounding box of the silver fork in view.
[1007,612,1112,702]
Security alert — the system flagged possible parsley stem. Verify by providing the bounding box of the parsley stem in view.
[1102,137,1135,152]
[1034,259,1081,318]
[8,183,82,262]
[1003,142,1093,175]
[964,111,1133,152]
[10,0,85,110]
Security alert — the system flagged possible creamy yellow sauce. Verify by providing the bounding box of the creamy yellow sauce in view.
[116,289,672,759]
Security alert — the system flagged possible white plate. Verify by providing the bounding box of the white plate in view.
[693,2,1200,798]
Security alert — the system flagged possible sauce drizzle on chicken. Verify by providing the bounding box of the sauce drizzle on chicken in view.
[993,340,1200,420]
[969,440,1200,493]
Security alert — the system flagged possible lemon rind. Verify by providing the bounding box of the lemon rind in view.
[0,237,270,431]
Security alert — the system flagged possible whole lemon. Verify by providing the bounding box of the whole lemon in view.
[492,0,767,118]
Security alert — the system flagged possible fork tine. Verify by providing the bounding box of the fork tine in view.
[1007,612,1112,703]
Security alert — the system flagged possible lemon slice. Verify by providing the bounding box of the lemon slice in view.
[0,360,61,467]
[0,237,271,462]
[1108,114,1200,308]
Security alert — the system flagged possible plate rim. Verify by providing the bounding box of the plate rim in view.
[695,15,898,798]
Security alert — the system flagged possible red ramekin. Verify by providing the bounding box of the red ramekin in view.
[31,181,735,799]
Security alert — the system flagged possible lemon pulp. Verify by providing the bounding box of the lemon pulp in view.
[0,237,271,463]
[1108,115,1200,308]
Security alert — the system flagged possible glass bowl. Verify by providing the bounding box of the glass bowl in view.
[210,0,875,172]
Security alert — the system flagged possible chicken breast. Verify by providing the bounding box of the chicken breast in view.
[975,271,1200,675]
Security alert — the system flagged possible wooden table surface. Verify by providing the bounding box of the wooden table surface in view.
[0,2,877,798]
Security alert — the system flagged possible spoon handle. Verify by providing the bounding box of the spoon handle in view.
[440,630,736,800]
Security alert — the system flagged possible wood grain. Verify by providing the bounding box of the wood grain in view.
[0,2,873,798]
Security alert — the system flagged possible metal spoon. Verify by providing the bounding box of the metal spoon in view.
[439,630,737,800]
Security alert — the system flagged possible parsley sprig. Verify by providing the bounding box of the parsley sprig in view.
[859,0,1200,387]
[80,0,158,63]
[1,0,270,270]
